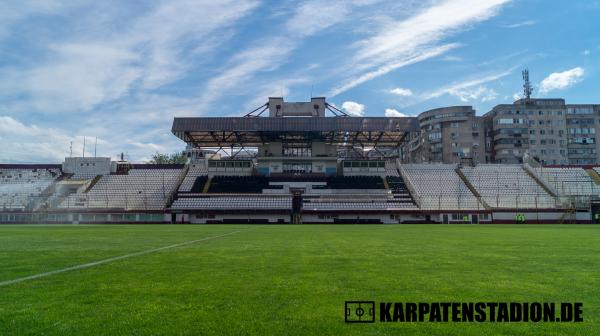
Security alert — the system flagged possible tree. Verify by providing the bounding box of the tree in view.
[167,151,188,164]
[148,151,187,164]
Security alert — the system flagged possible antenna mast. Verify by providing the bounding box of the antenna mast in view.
[522,69,533,100]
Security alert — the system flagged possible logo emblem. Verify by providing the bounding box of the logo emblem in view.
[345,301,375,323]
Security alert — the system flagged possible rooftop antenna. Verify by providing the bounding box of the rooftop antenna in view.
[310,84,314,98]
[69,141,73,157]
[94,137,97,158]
[522,69,533,100]
[82,136,86,158]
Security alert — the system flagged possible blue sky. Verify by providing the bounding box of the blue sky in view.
[0,0,598,162]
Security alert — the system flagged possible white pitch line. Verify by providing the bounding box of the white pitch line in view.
[0,227,260,287]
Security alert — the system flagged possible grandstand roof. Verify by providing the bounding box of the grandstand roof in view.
[171,117,419,147]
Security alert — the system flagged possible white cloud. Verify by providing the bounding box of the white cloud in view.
[384,108,408,117]
[583,50,590,56]
[441,55,463,62]
[503,20,536,28]
[0,0,65,40]
[199,0,388,110]
[243,77,311,113]
[129,142,166,153]
[389,87,413,96]
[450,86,498,103]
[513,92,522,101]
[539,67,584,94]
[329,43,459,97]
[329,0,511,96]
[199,37,297,110]
[342,101,365,116]
[7,0,259,114]
[0,116,95,162]
[422,68,513,102]
[285,1,348,37]
[354,0,509,65]
[26,43,142,112]
[128,0,259,89]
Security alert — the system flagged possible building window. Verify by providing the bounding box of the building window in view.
[569,137,596,144]
[567,107,594,114]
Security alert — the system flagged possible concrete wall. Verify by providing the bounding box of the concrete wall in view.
[268,97,326,117]
[62,157,111,177]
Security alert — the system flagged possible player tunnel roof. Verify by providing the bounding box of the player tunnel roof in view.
[171,116,419,148]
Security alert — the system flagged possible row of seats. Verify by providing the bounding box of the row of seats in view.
[303,200,418,210]
[178,164,208,192]
[0,168,60,209]
[189,176,209,193]
[385,176,417,206]
[58,169,183,210]
[71,172,98,180]
[402,164,482,210]
[58,195,168,209]
[268,174,329,182]
[460,164,556,209]
[172,196,292,210]
[534,167,600,197]
[208,176,269,193]
[385,161,400,177]
[326,175,385,189]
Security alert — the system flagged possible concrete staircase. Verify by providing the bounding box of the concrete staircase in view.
[522,164,557,197]
[202,177,212,193]
[382,176,390,190]
[84,175,102,193]
[586,169,600,185]
[455,168,490,209]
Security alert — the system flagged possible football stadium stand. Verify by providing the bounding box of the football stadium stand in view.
[178,163,208,192]
[171,196,292,210]
[1,98,599,224]
[0,166,61,210]
[459,164,557,209]
[207,176,270,193]
[58,167,184,210]
[533,167,600,196]
[401,164,483,210]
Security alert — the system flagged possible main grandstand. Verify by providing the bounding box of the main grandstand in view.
[1,97,600,224]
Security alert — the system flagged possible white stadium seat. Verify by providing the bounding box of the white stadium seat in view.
[0,168,60,210]
[58,169,183,210]
[402,164,483,210]
[460,164,556,209]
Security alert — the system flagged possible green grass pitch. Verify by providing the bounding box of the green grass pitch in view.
[0,224,598,335]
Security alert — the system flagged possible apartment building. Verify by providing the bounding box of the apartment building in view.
[484,99,599,164]
[401,99,599,165]
[400,106,486,164]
